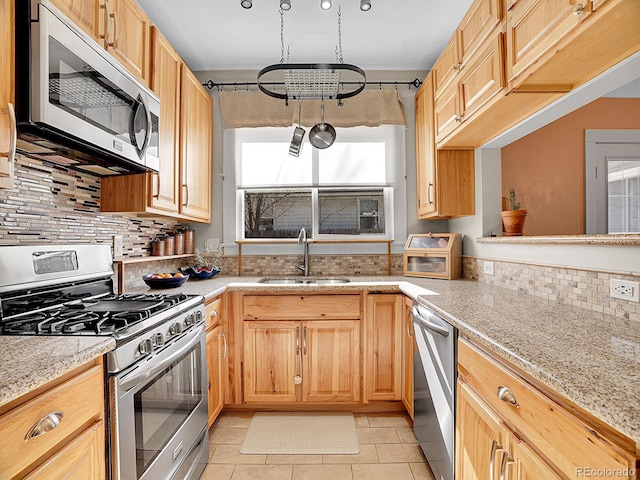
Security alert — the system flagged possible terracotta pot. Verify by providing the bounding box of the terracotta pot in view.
[501,209,527,236]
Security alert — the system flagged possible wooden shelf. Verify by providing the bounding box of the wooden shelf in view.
[114,254,195,293]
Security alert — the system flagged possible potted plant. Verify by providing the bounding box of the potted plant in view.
[179,243,223,279]
[500,188,527,236]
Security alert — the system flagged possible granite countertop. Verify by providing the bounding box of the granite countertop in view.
[0,336,115,408]
[5,274,639,445]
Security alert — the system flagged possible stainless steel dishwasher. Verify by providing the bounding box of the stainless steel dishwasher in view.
[412,303,457,480]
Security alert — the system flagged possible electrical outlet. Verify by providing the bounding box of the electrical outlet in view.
[610,279,640,302]
[483,261,494,276]
[113,235,124,258]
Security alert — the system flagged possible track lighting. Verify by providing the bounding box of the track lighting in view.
[320,0,332,10]
[280,0,291,10]
[360,0,371,11]
[241,0,252,8]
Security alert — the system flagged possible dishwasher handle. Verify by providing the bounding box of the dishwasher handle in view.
[412,306,450,337]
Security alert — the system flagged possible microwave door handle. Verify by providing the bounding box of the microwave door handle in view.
[140,98,152,158]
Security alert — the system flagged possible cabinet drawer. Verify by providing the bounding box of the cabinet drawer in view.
[0,364,104,480]
[206,296,223,330]
[458,340,636,479]
[243,294,360,320]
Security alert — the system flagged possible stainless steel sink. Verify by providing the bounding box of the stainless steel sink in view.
[257,278,305,284]
[257,277,351,285]
[312,278,351,284]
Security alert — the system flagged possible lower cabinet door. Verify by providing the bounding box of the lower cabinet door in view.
[302,320,360,403]
[401,296,414,418]
[207,325,224,426]
[243,321,299,403]
[456,382,507,480]
[509,439,563,480]
[24,421,105,480]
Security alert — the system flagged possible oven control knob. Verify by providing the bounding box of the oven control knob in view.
[138,338,153,355]
[194,310,203,322]
[185,314,194,326]
[152,332,165,348]
[169,322,183,336]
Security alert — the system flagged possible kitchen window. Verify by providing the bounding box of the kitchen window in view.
[230,126,402,243]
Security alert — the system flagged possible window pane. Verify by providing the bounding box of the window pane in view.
[318,143,386,184]
[244,191,312,238]
[318,189,384,235]
[608,160,640,233]
[241,143,312,186]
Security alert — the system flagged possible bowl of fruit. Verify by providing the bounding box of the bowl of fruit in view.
[142,272,189,289]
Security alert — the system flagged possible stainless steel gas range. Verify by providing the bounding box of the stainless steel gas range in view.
[0,245,209,480]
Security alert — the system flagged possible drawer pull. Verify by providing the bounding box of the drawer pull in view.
[497,386,520,408]
[489,439,503,479]
[574,3,584,15]
[210,309,218,318]
[24,411,64,442]
[499,450,514,480]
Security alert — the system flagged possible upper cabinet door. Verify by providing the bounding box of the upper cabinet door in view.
[50,0,100,41]
[180,67,212,222]
[0,0,15,190]
[415,74,437,218]
[104,0,151,85]
[458,0,502,66]
[506,0,592,86]
[149,27,181,214]
[432,33,460,99]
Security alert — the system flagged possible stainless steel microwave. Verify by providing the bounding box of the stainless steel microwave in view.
[14,0,160,176]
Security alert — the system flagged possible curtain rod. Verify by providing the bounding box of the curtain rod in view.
[202,78,423,91]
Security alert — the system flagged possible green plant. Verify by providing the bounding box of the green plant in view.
[194,243,222,267]
[508,188,521,210]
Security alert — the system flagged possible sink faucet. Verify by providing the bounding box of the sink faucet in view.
[297,227,309,276]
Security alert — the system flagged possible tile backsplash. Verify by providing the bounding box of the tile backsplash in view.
[0,155,180,254]
[464,257,640,323]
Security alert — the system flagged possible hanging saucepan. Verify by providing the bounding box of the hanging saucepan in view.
[289,99,305,157]
[309,99,336,149]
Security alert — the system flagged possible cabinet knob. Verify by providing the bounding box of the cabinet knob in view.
[574,3,584,15]
[210,309,218,318]
[455,115,463,123]
[497,386,520,408]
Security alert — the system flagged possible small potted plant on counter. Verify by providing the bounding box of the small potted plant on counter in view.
[179,243,223,279]
[501,188,528,236]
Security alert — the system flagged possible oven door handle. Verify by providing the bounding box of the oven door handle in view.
[119,326,203,393]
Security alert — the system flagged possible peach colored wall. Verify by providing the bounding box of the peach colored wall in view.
[501,98,640,236]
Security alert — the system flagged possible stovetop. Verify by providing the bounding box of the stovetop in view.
[2,293,192,336]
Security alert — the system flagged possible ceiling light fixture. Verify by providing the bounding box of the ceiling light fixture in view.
[280,0,291,10]
[240,0,252,8]
[320,0,332,10]
[360,0,371,11]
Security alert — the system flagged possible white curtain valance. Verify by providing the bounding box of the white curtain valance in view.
[219,88,405,129]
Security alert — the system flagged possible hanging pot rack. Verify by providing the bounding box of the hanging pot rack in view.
[202,77,423,102]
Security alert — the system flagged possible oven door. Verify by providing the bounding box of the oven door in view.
[110,325,209,480]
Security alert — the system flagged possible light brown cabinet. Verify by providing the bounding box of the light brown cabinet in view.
[205,296,225,427]
[401,296,414,419]
[243,319,360,404]
[49,0,100,42]
[364,294,403,401]
[457,338,638,480]
[0,0,15,190]
[432,0,502,100]
[415,74,436,218]
[179,67,213,222]
[434,31,505,144]
[506,0,591,90]
[102,0,151,85]
[0,360,106,480]
[101,28,213,222]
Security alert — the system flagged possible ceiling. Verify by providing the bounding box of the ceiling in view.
[136,0,475,72]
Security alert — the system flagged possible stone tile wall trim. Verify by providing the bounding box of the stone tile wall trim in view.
[463,256,640,324]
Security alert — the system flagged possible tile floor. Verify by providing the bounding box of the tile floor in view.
[201,412,436,480]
